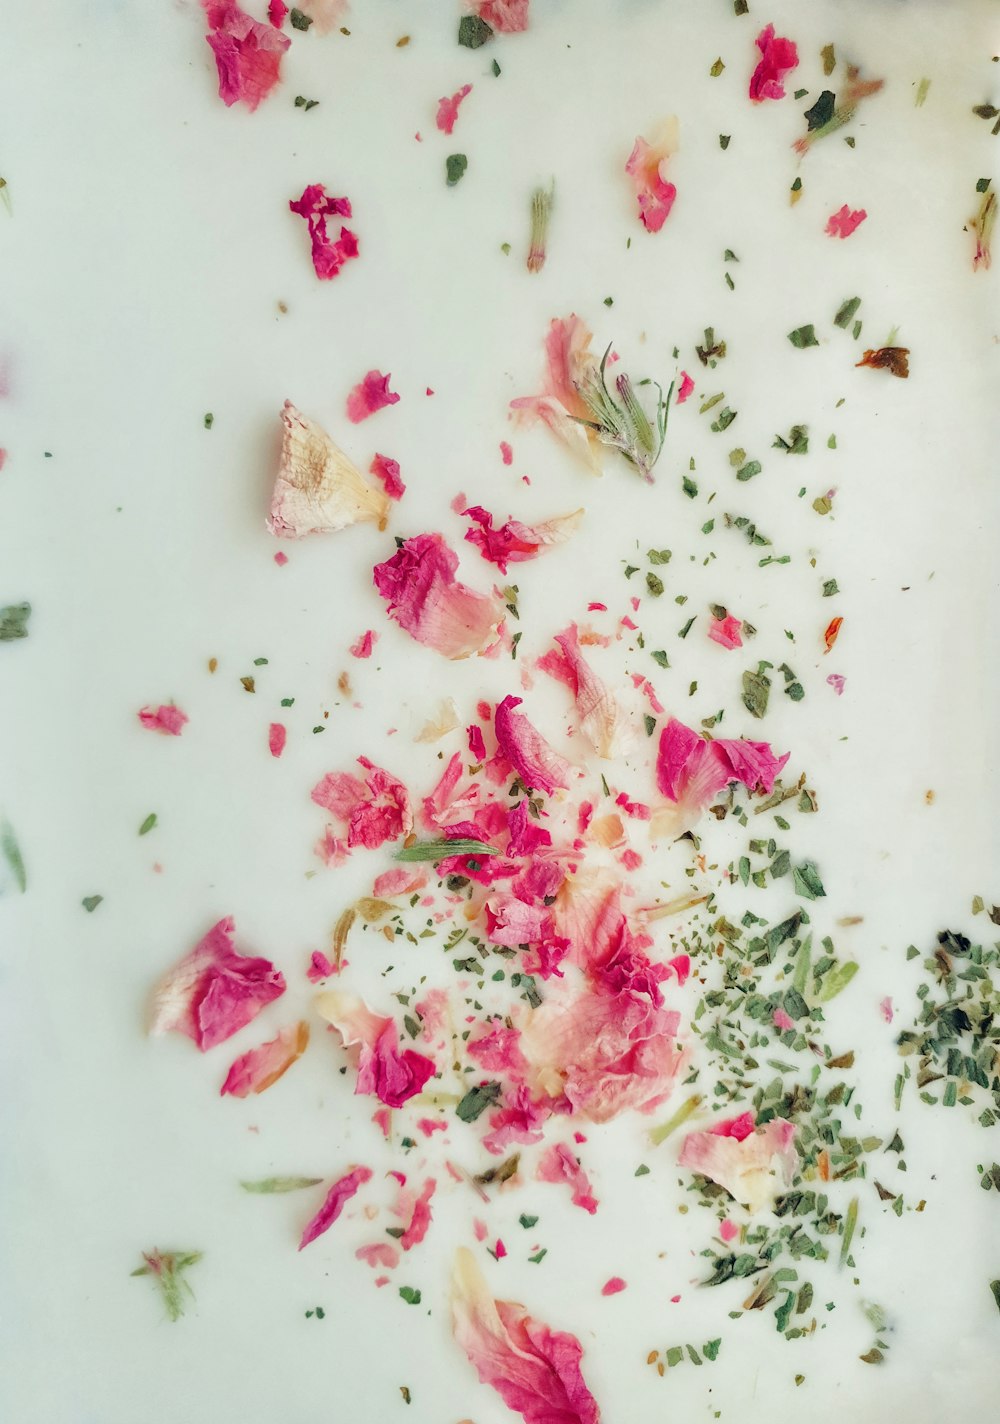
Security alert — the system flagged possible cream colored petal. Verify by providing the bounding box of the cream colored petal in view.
[267,400,389,538]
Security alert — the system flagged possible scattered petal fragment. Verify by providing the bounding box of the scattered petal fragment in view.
[463,506,583,574]
[288,184,359,280]
[437,84,473,135]
[373,532,504,659]
[148,917,286,1052]
[138,704,188,736]
[625,119,679,233]
[221,1021,309,1097]
[826,205,867,239]
[346,371,400,424]
[203,1,290,111]
[748,24,798,102]
[679,1115,797,1213]
[299,1165,373,1250]
[267,401,389,538]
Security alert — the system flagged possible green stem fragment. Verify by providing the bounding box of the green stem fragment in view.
[839,1197,859,1266]
[131,1249,203,1322]
[1,819,26,893]
[396,838,498,863]
[527,182,554,274]
[650,1094,702,1146]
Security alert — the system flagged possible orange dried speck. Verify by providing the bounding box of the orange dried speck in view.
[338,672,351,696]
[657,1362,665,1377]
[925,789,935,804]
[647,1350,659,1365]
[823,616,843,652]
[818,1149,831,1181]
[856,346,909,378]
[396,34,410,46]
[208,657,218,673]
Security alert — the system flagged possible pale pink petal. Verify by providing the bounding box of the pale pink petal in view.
[149,917,285,1052]
[541,624,631,758]
[482,1085,551,1154]
[880,996,894,1024]
[772,1008,795,1031]
[350,629,377,658]
[719,1219,739,1243]
[475,0,530,31]
[601,1278,626,1296]
[401,1178,436,1250]
[537,1143,598,1214]
[500,441,514,465]
[494,696,570,796]
[138,704,188,736]
[203,1,290,111]
[288,185,359,280]
[356,1241,400,1269]
[220,1021,308,1097]
[370,453,405,499]
[708,614,743,650]
[679,1117,797,1212]
[827,673,846,695]
[267,402,388,538]
[826,205,867,239]
[316,991,436,1108]
[463,506,583,574]
[372,867,427,899]
[451,1248,601,1424]
[311,757,411,850]
[299,1165,373,1250]
[436,84,472,135]
[709,1111,757,1142]
[346,370,399,424]
[748,24,799,102]
[485,896,552,947]
[268,722,286,758]
[468,1026,528,1074]
[625,122,679,233]
[510,316,603,474]
[373,532,504,660]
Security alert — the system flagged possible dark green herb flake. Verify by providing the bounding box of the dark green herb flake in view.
[446,154,469,186]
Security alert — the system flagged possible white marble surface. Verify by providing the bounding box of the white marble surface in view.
[1,1,999,1420]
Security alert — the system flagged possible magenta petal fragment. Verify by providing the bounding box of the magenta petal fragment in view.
[463,506,582,575]
[625,123,678,233]
[298,1165,373,1250]
[436,83,472,135]
[708,614,743,650]
[149,917,285,1052]
[476,0,530,32]
[311,757,412,850]
[373,532,504,660]
[268,722,286,758]
[138,704,188,736]
[357,1022,436,1107]
[494,696,570,797]
[289,184,359,279]
[748,23,799,102]
[537,1142,599,1214]
[370,453,405,500]
[346,370,400,424]
[203,1,290,111]
[825,204,867,238]
[220,1021,308,1097]
[400,1178,436,1250]
[711,736,789,796]
[451,1247,601,1424]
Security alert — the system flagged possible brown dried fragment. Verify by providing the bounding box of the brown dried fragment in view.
[856,347,909,378]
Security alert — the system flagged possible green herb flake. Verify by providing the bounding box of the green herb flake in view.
[990,1281,1000,1313]
[456,1081,502,1122]
[446,154,469,186]
[720,134,731,149]
[736,460,762,482]
[397,837,497,862]
[519,1213,538,1229]
[805,90,836,131]
[491,58,501,76]
[0,602,31,641]
[399,1286,422,1306]
[138,813,158,837]
[834,296,861,328]
[131,1249,203,1322]
[742,665,771,719]
[788,325,819,349]
[241,1176,324,1194]
[82,894,104,913]
[822,579,839,597]
[651,650,670,668]
[203,412,214,428]
[977,177,991,194]
[648,548,672,565]
[1,820,27,893]
[289,7,313,29]
[821,43,836,75]
[458,14,493,47]
[646,573,664,598]
[644,714,657,737]
[635,1163,650,1176]
[529,1249,548,1264]
[915,77,931,107]
[710,58,724,77]
[682,475,698,498]
[773,425,809,455]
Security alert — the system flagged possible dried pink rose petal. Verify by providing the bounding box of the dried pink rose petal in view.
[827,673,846,695]
[625,119,679,233]
[475,0,530,31]
[826,205,867,238]
[485,896,552,947]
[679,1115,797,1212]
[748,24,799,102]
[311,756,412,850]
[494,696,571,796]
[372,866,427,900]
[537,1142,598,1214]
[676,371,694,403]
[370,453,405,500]
[346,370,400,424]
[539,624,630,758]
[288,184,359,280]
[373,532,504,660]
[656,718,788,825]
[149,917,286,1052]
[220,1021,308,1097]
[316,990,436,1108]
[299,1165,372,1250]
[400,1178,436,1250]
[138,704,188,736]
[268,722,286,758]
[356,1241,399,1269]
[451,1248,601,1424]
[437,83,472,135]
[267,0,287,25]
[510,315,603,473]
[350,630,377,658]
[463,506,583,574]
[708,614,743,650]
[203,1,290,111]
[267,402,389,538]
[601,1278,626,1296]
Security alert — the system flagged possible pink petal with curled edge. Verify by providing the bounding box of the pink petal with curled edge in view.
[506,800,552,854]
[510,316,603,474]
[826,205,867,238]
[540,624,630,758]
[656,718,787,825]
[436,83,472,135]
[372,867,427,899]
[288,185,359,280]
[316,991,436,1107]
[203,1,290,111]
[827,673,846,695]
[451,1247,601,1424]
[625,119,679,233]
[679,1118,797,1213]
[350,629,377,658]
[373,532,504,660]
[267,0,287,25]
[468,1025,528,1075]
[370,453,405,500]
[709,1110,756,1142]
[712,736,789,796]
[311,756,411,850]
[463,505,583,575]
[476,0,530,32]
[601,1278,626,1297]
[356,1241,400,1269]
[676,371,694,403]
[268,722,286,758]
[708,614,743,650]
[748,24,799,102]
[138,704,188,736]
[346,370,400,424]
[482,1085,551,1155]
[306,950,335,983]
[401,1178,436,1250]
[299,1165,373,1250]
[537,1143,598,1214]
[220,1021,309,1097]
[485,896,552,947]
[494,696,570,796]
[149,917,285,1052]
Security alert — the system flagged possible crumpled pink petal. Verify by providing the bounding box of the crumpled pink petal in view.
[485,896,552,947]
[475,0,530,31]
[268,722,286,757]
[451,1247,601,1424]
[346,370,399,424]
[267,0,287,25]
[299,1165,373,1250]
[138,704,188,736]
[316,990,436,1108]
[656,718,788,825]
[625,119,679,233]
[826,205,867,239]
[374,533,504,660]
[748,24,798,102]
[370,453,405,500]
[708,614,743,650]
[149,917,286,1052]
[311,756,412,850]
[220,1021,309,1097]
[506,801,552,855]
[463,506,584,575]
[537,1143,598,1214]
[400,1178,436,1250]
[350,629,377,658]
[288,185,359,280]
[539,624,630,758]
[436,83,472,135]
[676,371,694,403]
[468,1025,528,1075]
[510,315,603,474]
[203,1,290,111]
[679,1116,797,1213]
[495,697,570,796]
[482,1084,551,1155]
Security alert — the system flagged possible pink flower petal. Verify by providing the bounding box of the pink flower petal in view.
[625,120,678,233]
[401,1178,436,1250]
[317,991,437,1108]
[500,440,514,465]
[476,0,530,31]
[267,401,388,538]
[485,895,552,947]
[346,370,400,424]
[537,1142,599,1214]
[463,505,583,574]
[676,371,694,403]
[772,1007,795,1032]
[494,696,571,796]
[220,1021,308,1097]
[679,1117,797,1212]
[601,1277,626,1296]
[350,629,377,658]
[311,757,412,850]
[370,453,405,500]
[268,722,286,758]
[880,996,894,1024]
[288,184,359,280]
[436,83,473,135]
[656,718,788,823]
[708,614,743,650]
[356,1241,399,1269]
[372,867,427,899]
[138,704,188,736]
[267,0,287,25]
[299,1165,372,1250]
[510,316,603,473]
[451,1248,601,1424]
[748,24,798,102]
[827,673,846,695]
[373,532,504,660]
[149,917,286,1052]
[306,950,335,983]
[826,205,867,239]
[203,1,290,111]
[539,625,630,758]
